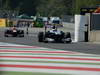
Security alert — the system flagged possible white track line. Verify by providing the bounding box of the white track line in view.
[0,58,100,63]
[1,54,100,59]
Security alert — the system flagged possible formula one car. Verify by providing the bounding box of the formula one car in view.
[38,25,72,43]
[4,27,24,37]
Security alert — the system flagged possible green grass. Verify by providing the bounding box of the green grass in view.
[0,71,71,75]
[0,60,100,65]
[1,53,100,58]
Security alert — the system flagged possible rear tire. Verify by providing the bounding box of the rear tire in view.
[19,34,24,37]
[4,30,9,37]
[4,31,8,37]
[38,32,44,42]
[19,31,24,37]
[4,34,8,37]
[65,38,72,43]
[65,32,72,43]
[65,32,71,38]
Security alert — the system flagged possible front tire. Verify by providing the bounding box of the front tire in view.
[38,32,44,42]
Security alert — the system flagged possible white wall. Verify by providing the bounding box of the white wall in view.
[74,15,88,42]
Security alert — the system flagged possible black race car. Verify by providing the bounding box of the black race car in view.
[38,26,72,43]
[4,28,24,37]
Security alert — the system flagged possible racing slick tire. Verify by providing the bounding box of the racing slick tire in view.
[4,33,8,37]
[65,32,71,38]
[19,34,24,37]
[38,32,44,42]
[19,30,24,37]
[65,32,72,43]
[4,30,9,37]
[65,38,72,43]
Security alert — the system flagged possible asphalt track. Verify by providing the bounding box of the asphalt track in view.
[0,29,100,55]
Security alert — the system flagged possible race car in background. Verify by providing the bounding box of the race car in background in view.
[4,27,24,37]
[49,17,63,27]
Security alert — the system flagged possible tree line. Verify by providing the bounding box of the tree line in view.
[0,0,99,16]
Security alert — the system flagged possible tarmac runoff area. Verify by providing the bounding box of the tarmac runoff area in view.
[0,42,100,75]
